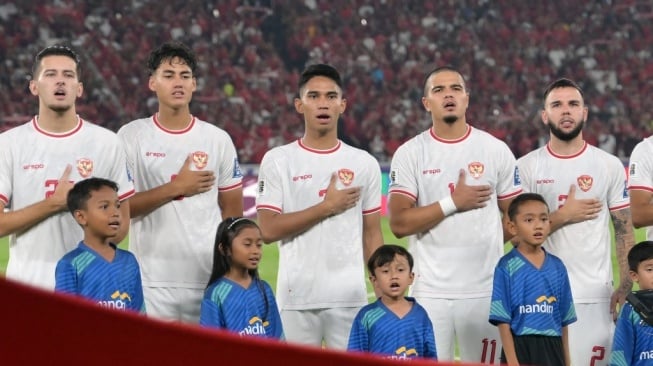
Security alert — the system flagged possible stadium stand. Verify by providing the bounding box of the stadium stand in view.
[1,0,651,164]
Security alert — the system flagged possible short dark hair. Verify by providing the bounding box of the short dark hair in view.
[542,78,585,106]
[298,64,343,95]
[422,65,466,97]
[147,42,197,75]
[628,241,653,272]
[367,244,413,275]
[32,44,81,79]
[67,177,118,214]
[507,193,549,221]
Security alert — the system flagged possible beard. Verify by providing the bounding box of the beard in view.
[48,103,73,114]
[548,119,584,141]
[443,115,458,124]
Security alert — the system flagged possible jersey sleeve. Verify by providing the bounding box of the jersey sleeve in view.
[199,292,226,329]
[54,258,78,295]
[255,149,284,213]
[516,155,534,193]
[628,139,653,191]
[495,142,522,200]
[263,281,284,340]
[216,131,243,192]
[388,143,418,201]
[347,309,370,352]
[105,130,135,201]
[0,132,12,206]
[606,155,629,211]
[361,154,382,214]
[609,304,636,366]
[489,257,512,326]
[127,252,146,314]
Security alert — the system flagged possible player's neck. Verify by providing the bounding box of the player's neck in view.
[431,120,468,140]
[547,135,585,156]
[301,132,339,150]
[36,108,79,133]
[156,107,192,130]
[381,295,412,319]
[83,237,116,262]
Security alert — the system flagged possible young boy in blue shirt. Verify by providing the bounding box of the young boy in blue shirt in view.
[610,241,653,365]
[55,178,145,313]
[347,244,437,360]
[489,193,576,365]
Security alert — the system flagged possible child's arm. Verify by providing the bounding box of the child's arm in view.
[498,323,519,366]
[562,325,571,366]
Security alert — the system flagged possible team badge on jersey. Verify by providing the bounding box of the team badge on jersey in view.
[257,179,266,196]
[76,158,93,178]
[577,175,593,192]
[630,162,637,177]
[468,162,484,179]
[338,168,354,186]
[513,166,521,186]
[192,151,208,170]
[390,169,398,184]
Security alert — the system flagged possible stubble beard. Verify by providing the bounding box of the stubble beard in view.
[443,115,458,124]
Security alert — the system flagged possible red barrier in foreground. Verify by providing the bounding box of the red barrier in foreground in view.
[0,277,484,365]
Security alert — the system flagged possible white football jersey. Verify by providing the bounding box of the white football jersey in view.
[627,136,653,240]
[118,115,242,289]
[389,126,522,299]
[518,142,629,302]
[0,117,135,290]
[256,139,381,310]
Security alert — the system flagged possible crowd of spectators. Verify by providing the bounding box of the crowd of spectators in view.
[1,0,651,163]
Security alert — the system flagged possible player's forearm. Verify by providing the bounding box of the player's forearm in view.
[547,209,570,233]
[562,326,571,366]
[257,203,332,244]
[497,324,518,365]
[362,213,383,264]
[612,208,635,290]
[389,203,446,238]
[0,199,62,237]
[127,183,181,218]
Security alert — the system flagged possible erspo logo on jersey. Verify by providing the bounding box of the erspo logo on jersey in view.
[388,346,418,360]
[239,316,269,336]
[76,158,93,178]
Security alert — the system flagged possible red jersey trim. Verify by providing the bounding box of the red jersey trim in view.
[218,182,243,192]
[498,189,523,200]
[0,194,8,206]
[32,116,83,137]
[388,189,417,201]
[628,185,653,193]
[297,139,341,154]
[118,189,136,201]
[609,203,630,212]
[256,204,282,214]
[429,124,472,143]
[546,141,588,159]
[363,206,381,215]
[153,114,195,134]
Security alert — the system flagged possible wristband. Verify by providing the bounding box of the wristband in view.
[439,196,457,216]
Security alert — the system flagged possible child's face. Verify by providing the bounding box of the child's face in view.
[229,226,263,271]
[508,200,551,248]
[631,258,653,290]
[74,186,121,240]
[370,254,414,300]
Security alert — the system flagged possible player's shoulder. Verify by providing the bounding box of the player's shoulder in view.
[629,136,653,157]
[585,143,624,166]
[81,119,121,136]
[0,118,35,140]
[192,117,232,137]
[117,116,152,134]
[58,245,87,264]
[516,145,547,164]
[339,140,380,165]
[260,140,299,161]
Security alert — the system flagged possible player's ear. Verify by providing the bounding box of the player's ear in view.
[73,210,87,226]
[630,270,639,284]
[507,219,518,237]
[294,97,303,114]
[148,76,156,92]
[409,271,415,285]
[29,80,39,96]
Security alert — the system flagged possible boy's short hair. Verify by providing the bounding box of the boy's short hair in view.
[422,65,467,97]
[147,41,197,75]
[367,244,413,275]
[507,192,549,221]
[32,44,81,78]
[297,64,342,96]
[67,177,119,214]
[628,241,653,272]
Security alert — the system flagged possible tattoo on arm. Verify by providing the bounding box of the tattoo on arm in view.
[612,208,635,290]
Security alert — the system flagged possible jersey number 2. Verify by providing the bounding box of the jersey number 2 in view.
[590,346,605,366]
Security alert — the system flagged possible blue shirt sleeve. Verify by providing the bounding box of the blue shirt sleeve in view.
[129,254,146,314]
[54,259,78,294]
[347,309,369,352]
[609,304,635,366]
[264,281,284,340]
[199,286,225,328]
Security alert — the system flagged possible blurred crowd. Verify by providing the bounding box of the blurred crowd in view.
[1,0,651,163]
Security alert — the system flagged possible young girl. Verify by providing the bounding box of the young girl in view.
[199,217,283,339]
